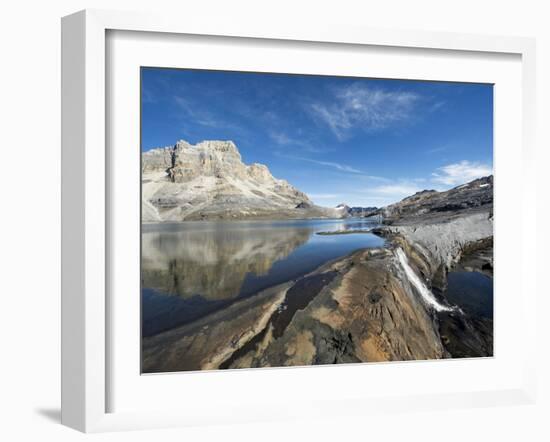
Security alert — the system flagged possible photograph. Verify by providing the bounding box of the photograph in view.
[140,68,494,373]
[3,0,542,438]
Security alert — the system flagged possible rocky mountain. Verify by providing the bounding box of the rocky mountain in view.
[381,175,493,224]
[142,140,346,221]
[348,206,379,217]
[334,203,351,217]
[329,204,379,218]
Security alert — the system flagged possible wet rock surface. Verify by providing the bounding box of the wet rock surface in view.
[143,246,452,372]
[456,237,494,277]
[142,282,291,373]
[248,248,447,366]
[438,310,493,358]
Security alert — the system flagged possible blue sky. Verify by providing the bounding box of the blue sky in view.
[141,68,493,207]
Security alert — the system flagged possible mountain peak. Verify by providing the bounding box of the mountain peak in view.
[335,203,351,213]
[142,139,349,221]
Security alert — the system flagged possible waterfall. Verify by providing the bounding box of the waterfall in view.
[395,248,454,312]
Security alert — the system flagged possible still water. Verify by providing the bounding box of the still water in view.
[142,218,384,336]
[445,271,493,319]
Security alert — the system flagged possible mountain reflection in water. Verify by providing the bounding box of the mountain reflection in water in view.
[142,219,383,336]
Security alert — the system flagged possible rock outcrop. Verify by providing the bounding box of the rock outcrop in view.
[142,247,448,372]
[370,176,494,359]
[348,206,379,217]
[142,283,292,372]
[142,140,346,221]
[224,248,447,369]
[374,175,494,278]
[382,175,493,224]
[378,212,493,277]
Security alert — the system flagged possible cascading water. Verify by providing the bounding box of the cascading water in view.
[395,248,454,312]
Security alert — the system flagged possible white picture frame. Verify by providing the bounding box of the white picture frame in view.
[61,9,537,433]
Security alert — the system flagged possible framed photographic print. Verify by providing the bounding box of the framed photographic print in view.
[61,9,537,432]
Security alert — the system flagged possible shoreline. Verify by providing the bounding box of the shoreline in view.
[316,229,372,235]
[141,215,378,226]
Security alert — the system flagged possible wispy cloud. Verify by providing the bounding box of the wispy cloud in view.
[277,153,363,174]
[371,183,423,197]
[431,160,492,186]
[355,174,392,183]
[357,178,430,206]
[358,160,492,206]
[174,96,219,128]
[308,193,341,200]
[268,131,331,154]
[430,101,445,112]
[142,87,156,104]
[425,146,448,154]
[269,131,293,145]
[174,96,243,131]
[308,83,420,140]
[276,152,391,182]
